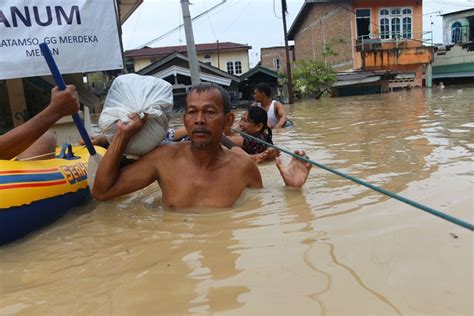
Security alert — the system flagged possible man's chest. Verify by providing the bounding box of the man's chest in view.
[159,167,246,208]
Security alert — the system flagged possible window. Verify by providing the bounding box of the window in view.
[381,18,390,39]
[227,61,234,74]
[451,22,462,43]
[356,9,371,39]
[402,17,412,38]
[273,58,280,70]
[235,61,242,74]
[379,7,412,40]
[125,59,135,73]
[203,54,212,65]
[391,17,401,39]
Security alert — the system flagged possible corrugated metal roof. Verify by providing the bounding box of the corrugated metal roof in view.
[125,42,252,58]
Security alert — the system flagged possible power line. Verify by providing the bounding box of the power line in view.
[425,1,474,8]
[221,0,251,35]
[135,0,227,49]
[273,0,282,19]
[126,4,143,48]
[203,0,218,41]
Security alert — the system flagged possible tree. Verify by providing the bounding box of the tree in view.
[292,59,336,99]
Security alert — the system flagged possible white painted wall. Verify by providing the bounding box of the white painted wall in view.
[131,49,250,74]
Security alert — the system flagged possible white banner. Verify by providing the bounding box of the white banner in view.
[0,0,123,80]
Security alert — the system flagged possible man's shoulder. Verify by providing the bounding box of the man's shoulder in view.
[227,148,258,170]
[273,100,284,107]
[146,141,188,159]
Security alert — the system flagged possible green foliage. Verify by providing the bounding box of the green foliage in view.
[322,37,346,59]
[277,70,286,80]
[292,59,336,98]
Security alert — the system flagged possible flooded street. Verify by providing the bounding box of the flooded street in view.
[1,86,473,315]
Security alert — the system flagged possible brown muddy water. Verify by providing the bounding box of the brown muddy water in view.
[1,86,473,315]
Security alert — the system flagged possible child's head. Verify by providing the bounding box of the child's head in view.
[239,106,268,136]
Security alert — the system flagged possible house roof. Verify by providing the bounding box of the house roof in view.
[287,0,349,40]
[119,0,143,24]
[137,52,240,86]
[440,8,474,17]
[125,42,252,59]
[261,45,295,50]
[240,65,278,81]
[288,0,327,40]
[335,70,395,82]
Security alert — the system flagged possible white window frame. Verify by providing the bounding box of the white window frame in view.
[226,61,234,74]
[379,7,413,40]
[203,54,212,65]
[273,57,280,70]
[235,61,242,74]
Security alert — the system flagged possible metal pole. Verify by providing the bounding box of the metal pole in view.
[217,40,220,69]
[281,0,294,104]
[180,0,200,85]
[426,63,433,88]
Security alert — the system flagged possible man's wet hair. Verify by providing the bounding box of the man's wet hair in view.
[187,82,231,114]
[255,83,272,98]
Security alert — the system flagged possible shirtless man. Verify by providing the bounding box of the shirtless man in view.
[92,83,311,209]
[0,85,80,160]
[254,83,287,129]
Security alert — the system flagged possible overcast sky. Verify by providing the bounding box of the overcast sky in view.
[122,0,474,67]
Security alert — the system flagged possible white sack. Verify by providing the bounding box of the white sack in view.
[99,74,173,156]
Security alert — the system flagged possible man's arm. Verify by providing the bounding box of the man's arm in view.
[247,159,263,188]
[226,135,244,147]
[273,101,287,129]
[0,86,79,160]
[92,113,158,201]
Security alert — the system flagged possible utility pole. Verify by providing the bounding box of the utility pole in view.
[217,40,220,69]
[281,0,293,104]
[181,0,200,85]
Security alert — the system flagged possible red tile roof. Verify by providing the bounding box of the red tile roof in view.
[125,42,252,58]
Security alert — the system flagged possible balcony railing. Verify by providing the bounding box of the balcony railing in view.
[355,32,433,69]
[355,31,433,52]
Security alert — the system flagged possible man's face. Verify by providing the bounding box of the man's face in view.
[254,89,263,102]
[184,89,231,149]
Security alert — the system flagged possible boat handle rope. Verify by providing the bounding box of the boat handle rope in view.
[231,128,474,231]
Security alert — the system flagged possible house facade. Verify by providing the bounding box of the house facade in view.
[136,52,241,110]
[125,42,251,76]
[432,9,474,82]
[260,46,295,75]
[441,9,474,44]
[288,0,432,88]
[287,0,354,71]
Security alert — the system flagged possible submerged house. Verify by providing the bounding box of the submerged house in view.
[287,0,433,95]
[432,9,474,83]
[125,42,252,76]
[260,46,295,76]
[136,52,240,110]
[239,64,279,101]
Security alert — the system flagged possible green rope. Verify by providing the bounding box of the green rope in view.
[232,128,474,231]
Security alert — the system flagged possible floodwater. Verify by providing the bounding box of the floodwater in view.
[1,87,473,315]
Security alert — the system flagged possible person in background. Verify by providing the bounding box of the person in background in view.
[224,106,279,163]
[254,82,288,129]
[0,86,80,160]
